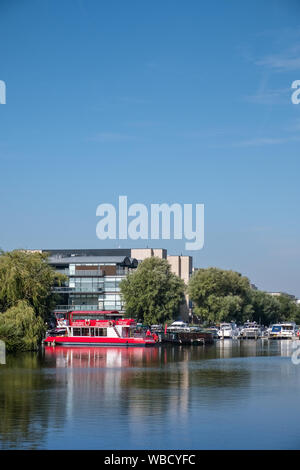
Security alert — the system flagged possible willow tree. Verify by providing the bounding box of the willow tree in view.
[0,250,66,319]
[0,300,46,352]
[120,257,185,325]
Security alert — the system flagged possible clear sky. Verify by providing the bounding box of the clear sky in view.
[0,0,300,296]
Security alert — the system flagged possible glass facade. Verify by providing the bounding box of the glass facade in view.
[51,257,136,313]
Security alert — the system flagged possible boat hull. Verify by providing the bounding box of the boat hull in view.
[163,331,214,345]
[217,331,238,339]
[268,333,295,340]
[240,330,261,339]
[44,336,156,347]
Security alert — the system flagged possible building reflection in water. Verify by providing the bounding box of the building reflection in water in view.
[44,346,163,425]
[0,344,261,449]
[44,345,250,426]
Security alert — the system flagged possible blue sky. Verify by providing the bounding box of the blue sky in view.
[0,0,300,296]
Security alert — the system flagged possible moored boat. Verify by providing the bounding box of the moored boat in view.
[44,310,156,347]
[167,321,189,331]
[163,329,214,345]
[205,327,219,339]
[239,321,262,339]
[217,322,239,339]
[268,322,297,340]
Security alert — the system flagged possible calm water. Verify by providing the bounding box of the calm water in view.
[1,340,300,450]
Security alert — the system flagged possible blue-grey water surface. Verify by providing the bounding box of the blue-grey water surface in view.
[1,340,300,449]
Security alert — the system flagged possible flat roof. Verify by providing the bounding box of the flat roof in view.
[43,248,131,257]
[47,255,137,266]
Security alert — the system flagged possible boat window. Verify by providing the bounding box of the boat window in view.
[72,314,106,320]
[122,328,129,338]
[73,328,81,336]
[81,328,90,336]
[272,326,282,332]
[98,328,107,336]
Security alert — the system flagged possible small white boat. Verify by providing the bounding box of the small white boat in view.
[217,322,239,339]
[167,321,189,332]
[268,322,297,339]
[239,321,262,339]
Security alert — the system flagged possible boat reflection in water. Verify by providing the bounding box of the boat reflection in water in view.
[44,345,159,368]
[2,341,300,450]
[43,344,251,429]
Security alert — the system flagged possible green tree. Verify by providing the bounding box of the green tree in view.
[248,290,281,326]
[0,300,46,352]
[276,294,300,323]
[188,267,253,324]
[119,257,185,325]
[0,250,66,320]
[292,306,300,325]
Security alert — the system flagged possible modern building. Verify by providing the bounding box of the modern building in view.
[44,249,136,313]
[42,248,193,320]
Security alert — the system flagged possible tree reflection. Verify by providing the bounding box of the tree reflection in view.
[0,343,278,449]
[0,352,58,449]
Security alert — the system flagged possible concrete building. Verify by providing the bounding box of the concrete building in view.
[268,292,297,302]
[43,248,193,321]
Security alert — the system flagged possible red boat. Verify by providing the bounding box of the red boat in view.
[44,310,156,347]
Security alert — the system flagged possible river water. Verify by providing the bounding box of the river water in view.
[0,340,300,450]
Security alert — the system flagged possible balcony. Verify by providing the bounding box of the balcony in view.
[56,268,127,276]
[72,269,104,277]
[52,286,104,293]
[54,305,99,312]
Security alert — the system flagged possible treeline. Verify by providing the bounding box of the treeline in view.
[1,251,299,351]
[0,250,65,352]
[188,267,300,326]
[120,259,300,326]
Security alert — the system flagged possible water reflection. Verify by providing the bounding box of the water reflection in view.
[44,346,251,429]
[0,341,299,449]
[0,353,53,449]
